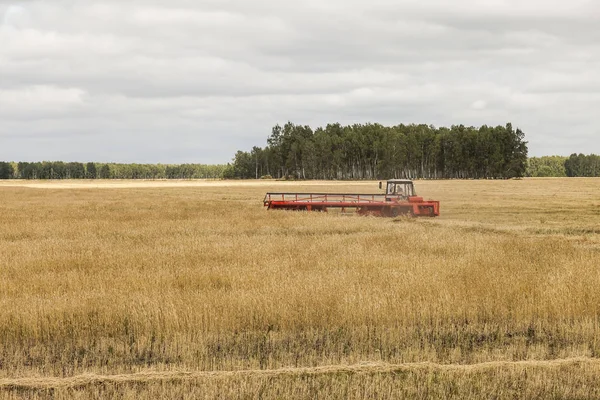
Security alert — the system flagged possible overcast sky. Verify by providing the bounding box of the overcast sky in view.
[1,0,599,163]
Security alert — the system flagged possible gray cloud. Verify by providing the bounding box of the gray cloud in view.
[0,0,599,163]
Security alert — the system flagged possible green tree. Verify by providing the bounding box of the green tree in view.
[98,164,111,179]
[86,162,97,179]
[527,156,567,177]
[0,162,14,179]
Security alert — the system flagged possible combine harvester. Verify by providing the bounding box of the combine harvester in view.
[264,179,439,217]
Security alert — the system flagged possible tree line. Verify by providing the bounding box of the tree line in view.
[0,162,226,180]
[526,154,600,177]
[564,154,600,177]
[526,156,567,177]
[1,132,598,181]
[227,122,529,180]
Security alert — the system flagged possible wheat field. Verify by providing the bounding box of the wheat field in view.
[1,178,600,399]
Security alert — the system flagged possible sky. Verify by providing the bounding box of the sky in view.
[0,0,599,163]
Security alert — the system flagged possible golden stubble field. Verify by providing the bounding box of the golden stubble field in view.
[1,178,600,399]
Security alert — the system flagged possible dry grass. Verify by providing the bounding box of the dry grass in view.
[1,178,600,398]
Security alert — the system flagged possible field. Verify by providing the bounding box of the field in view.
[1,178,600,399]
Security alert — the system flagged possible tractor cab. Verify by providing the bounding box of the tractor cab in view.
[379,179,416,199]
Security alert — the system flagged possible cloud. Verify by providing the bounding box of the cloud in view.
[471,100,487,110]
[0,0,598,163]
[0,85,86,119]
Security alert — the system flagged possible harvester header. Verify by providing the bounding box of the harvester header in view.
[263,179,439,217]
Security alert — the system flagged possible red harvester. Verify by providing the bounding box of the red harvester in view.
[264,179,439,217]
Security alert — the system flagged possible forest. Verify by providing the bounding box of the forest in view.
[525,154,600,178]
[226,122,529,180]
[564,154,600,177]
[0,162,225,180]
[526,156,567,177]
